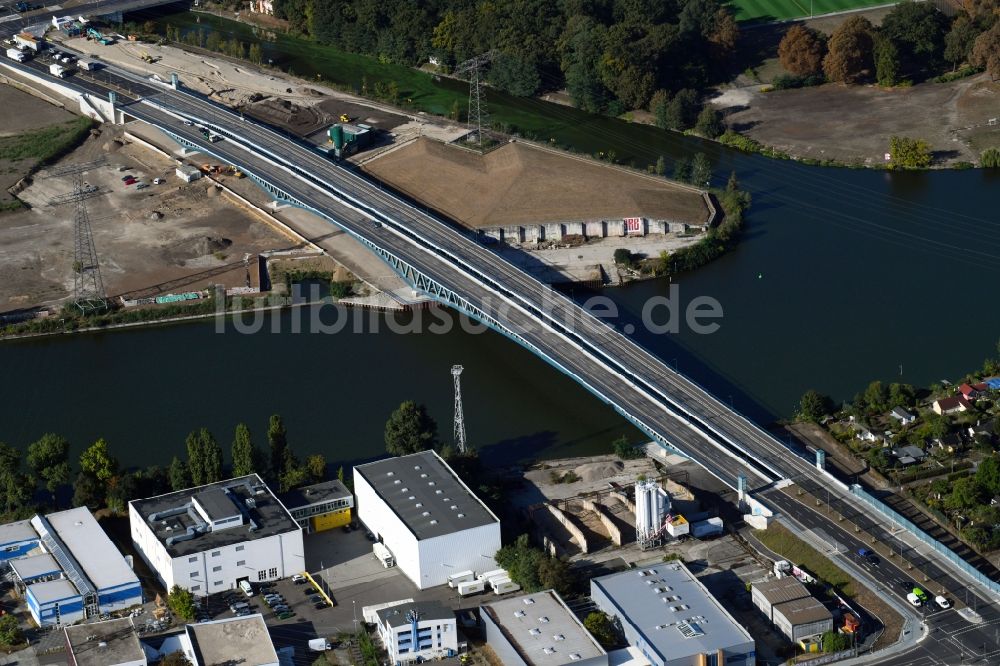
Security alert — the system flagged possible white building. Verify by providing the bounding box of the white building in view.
[375,600,458,665]
[0,508,143,627]
[129,475,303,597]
[481,590,608,666]
[354,450,501,589]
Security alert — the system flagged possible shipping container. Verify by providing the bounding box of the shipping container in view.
[447,570,475,588]
[691,517,724,539]
[477,569,507,582]
[491,577,521,595]
[457,579,485,596]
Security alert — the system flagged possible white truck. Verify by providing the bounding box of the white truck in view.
[49,63,68,78]
[77,58,98,71]
[5,48,26,62]
[457,579,485,596]
[373,542,395,568]
[308,638,332,652]
[447,570,475,588]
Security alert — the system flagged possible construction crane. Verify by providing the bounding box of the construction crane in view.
[453,49,497,152]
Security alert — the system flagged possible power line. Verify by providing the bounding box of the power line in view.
[453,50,497,152]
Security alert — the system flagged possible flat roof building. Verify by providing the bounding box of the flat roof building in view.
[0,508,142,627]
[0,519,40,562]
[481,590,608,666]
[279,479,354,533]
[751,577,810,620]
[129,475,303,596]
[184,615,279,666]
[374,600,458,665]
[591,562,755,666]
[752,577,832,642]
[354,451,501,589]
[64,617,147,666]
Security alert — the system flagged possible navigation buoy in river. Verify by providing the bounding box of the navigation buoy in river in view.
[757,272,764,280]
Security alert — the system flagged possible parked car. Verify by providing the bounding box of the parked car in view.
[934,595,951,610]
[364,531,376,542]
[314,601,329,610]
[153,177,164,184]
[272,605,290,614]
[309,595,322,604]
[291,574,306,584]
[136,183,149,190]
[276,611,295,620]
[121,175,133,181]
[303,587,317,595]
[906,592,922,607]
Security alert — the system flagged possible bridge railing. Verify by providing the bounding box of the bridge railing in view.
[849,484,1000,595]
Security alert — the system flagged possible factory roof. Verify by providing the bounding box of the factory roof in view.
[773,597,833,626]
[45,507,139,592]
[130,474,300,558]
[591,562,753,663]
[10,553,61,581]
[753,577,811,606]
[482,590,607,666]
[279,479,352,511]
[376,600,454,629]
[0,519,38,546]
[64,618,145,666]
[354,450,498,540]
[186,615,279,666]
[27,578,80,605]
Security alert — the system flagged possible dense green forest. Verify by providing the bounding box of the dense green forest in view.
[272,0,739,112]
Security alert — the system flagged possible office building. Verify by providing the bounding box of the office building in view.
[279,479,353,533]
[375,600,458,665]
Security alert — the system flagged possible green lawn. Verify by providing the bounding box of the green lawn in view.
[727,0,894,22]
[754,523,856,596]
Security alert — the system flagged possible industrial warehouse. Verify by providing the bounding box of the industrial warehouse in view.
[354,450,502,589]
[129,474,303,596]
[0,507,142,627]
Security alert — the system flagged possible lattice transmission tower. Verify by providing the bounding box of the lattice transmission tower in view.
[452,364,468,454]
[49,159,107,313]
[453,50,497,152]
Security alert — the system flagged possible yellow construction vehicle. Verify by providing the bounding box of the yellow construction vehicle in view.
[339,113,350,123]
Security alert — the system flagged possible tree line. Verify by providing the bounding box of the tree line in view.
[0,414,333,522]
[273,0,739,111]
[777,0,1000,86]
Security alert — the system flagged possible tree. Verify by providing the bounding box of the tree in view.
[0,442,32,516]
[337,465,352,492]
[167,585,197,621]
[880,1,948,68]
[186,429,221,486]
[537,555,573,595]
[306,454,326,482]
[694,107,723,138]
[654,155,667,176]
[867,446,889,471]
[863,381,888,413]
[976,456,1000,496]
[887,383,916,409]
[874,34,901,87]
[583,611,617,647]
[823,16,875,83]
[889,136,932,168]
[945,477,985,510]
[106,472,139,513]
[798,390,833,422]
[778,24,827,77]
[613,249,634,266]
[72,471,104,509]
[231,423,258,477]
[248,42,263,65]
[169,456,191,491]
[673,156,692,182]
[690,152,712,186]
[970,23,1000,81]
[161,652,193,666]
[649,89,671,129]
[79,438,118,482]
[944,15,982,69]
[384,401,438,456]
[822,630,850,653]
[612,435,643,460]
[664,89,700,131]
[0,614,24,646]
[27,433,71,501]
[268,414,288,479]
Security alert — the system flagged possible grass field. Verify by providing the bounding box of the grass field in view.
[727,0,894,22]
[754,523,856,596]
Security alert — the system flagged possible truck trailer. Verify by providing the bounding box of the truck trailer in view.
[6,48,26,62]
[447,571,475,588]
[457,579,485,596]
[490,577,521,595]
[49,63,68,78]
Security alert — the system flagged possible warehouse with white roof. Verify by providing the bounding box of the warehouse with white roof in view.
[0,519,40,563]
[354,450,501,589]
[591,562,755,666]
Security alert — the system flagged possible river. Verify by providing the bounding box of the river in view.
[1,9,998,469]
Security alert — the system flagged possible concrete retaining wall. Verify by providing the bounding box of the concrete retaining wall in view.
[609,491,635,513]
[581,498,622,547]
[482,217,698,245]
[546,504,588,554]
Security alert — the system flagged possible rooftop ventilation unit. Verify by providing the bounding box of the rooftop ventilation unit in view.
[523,598,535,605]
[529,628,541,636]
[676,622,704,639]
[514,610,526,618]
[543,647,555,655]
[569,654,581,661]
[538,617,549,623]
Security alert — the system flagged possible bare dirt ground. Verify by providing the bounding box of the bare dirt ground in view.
[362,138,710,229]
[0,84,76,206]
[0,123,288,311]
[717,75,998,165]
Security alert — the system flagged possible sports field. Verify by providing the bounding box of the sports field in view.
[728,0,895,22]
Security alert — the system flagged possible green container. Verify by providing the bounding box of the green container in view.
[329,124,345,150]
